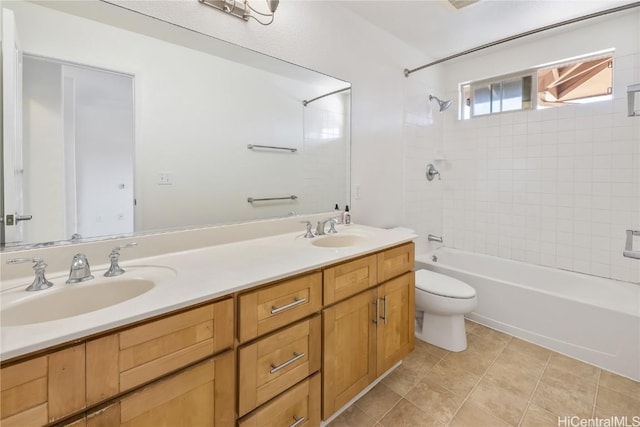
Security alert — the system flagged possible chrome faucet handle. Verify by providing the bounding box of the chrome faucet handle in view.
[300,221,315,238]
[105,242,138,277]
[66,253,94,284]
[7,258,54,292]
[327,218,338,234]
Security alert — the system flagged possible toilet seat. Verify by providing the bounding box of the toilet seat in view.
[415,269,476,299]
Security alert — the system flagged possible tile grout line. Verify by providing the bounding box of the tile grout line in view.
[444,335,513,426]
[515,351,552,427]
[591,368,602,418]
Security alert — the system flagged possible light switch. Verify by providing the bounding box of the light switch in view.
[158,172,172,185]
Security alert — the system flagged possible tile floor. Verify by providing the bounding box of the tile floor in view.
[329,320,640,427]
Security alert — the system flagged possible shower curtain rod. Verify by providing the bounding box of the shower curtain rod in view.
[303,86,351,106]
[403,1,640,77]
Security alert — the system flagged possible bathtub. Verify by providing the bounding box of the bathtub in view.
[415,247,640,381]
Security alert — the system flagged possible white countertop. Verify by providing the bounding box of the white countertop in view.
[1,224,416,361]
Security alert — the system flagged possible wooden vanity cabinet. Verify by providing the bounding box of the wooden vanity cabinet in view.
[0,344,85,426]
[86,298,233,405]
[237,271,322,344]
[322,243,415,420]
[71,351,234,427]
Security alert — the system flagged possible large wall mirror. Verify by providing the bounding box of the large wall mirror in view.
[1,0,351,249]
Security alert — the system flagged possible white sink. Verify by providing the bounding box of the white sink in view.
[312,234,367,247]
[1,266,176,326]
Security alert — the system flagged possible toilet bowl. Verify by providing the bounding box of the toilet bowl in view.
[414,269,477,352]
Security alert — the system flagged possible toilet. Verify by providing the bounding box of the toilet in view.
[414,269,477,352]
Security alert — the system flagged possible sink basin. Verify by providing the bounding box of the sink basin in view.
[312,234,367,248]
[1,278,155,326]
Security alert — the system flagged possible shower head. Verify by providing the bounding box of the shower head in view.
[267,0,279,13]
[429,95,452,112]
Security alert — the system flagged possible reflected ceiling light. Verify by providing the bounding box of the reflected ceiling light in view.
[429,95,452,112]
[199,0,279,25]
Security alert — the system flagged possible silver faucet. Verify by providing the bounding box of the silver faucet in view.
[428,234,443,243]
[104,243,137,277]
[66,253,94,283]
[301,221,315,238]
[6,258,54,291]
[316,218,338,236]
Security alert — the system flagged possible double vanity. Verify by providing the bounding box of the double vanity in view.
[0,223,416,426]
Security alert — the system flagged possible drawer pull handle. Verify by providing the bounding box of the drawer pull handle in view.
[290,416,305,427]
[270,352,305,374]
[381,295,388,325]
[271,297,306,314]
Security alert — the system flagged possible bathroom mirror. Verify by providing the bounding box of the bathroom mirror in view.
[0,0,351,249]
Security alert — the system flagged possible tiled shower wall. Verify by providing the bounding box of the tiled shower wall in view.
[441,51,640,283]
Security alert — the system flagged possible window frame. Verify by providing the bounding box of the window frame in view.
[460,50,614,120]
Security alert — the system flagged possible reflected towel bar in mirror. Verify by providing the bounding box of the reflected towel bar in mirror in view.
[247,144,297,152]
[248,195,298,203]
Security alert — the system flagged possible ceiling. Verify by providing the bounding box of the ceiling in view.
[339,0,637,61]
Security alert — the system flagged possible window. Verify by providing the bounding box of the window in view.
[460,51,613,119]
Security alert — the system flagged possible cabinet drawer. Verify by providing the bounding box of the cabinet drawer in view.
[377,242,414,283]
[238,373,320,427]
[1,344,85,426]
[238,315,321,417]
[86,298,233,405]
[238,272,322,343]
[85,351,234,427]
[323,254,377,305]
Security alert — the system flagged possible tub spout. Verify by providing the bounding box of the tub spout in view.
[428,234,443,243]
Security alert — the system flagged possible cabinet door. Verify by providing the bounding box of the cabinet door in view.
[0,344,85,426]
[86,298,233,405]
[377,242,414,283]
[322,289,377,420]
[377,272,415,376]
[85,351,234,427]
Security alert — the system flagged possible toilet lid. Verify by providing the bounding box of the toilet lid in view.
[415,269,476,299]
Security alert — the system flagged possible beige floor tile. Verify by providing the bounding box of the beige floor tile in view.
[449,401,512,427]
[328,405,377,427]
[414,338,449,359]
[546,353,600,384]
[506,337,551,363]
[465,319,479,334]
[400,346,442,377]
[520,403,560,427]
[403,377,466,425]
[355,383,402,421]
[466,333,509,358]
[594,385,640,418]
[469,324,511,344]
[467,376,530,426]
[422,357,481,397]
[484,359,540,400]
[440,345,497,377]
[598,370,640,400]
[381,363,423,397]
[379,398,443,427]
[532,372,596,419]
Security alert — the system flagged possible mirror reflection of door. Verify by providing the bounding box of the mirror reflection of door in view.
[2,8,26,244]
[22,55,135,243]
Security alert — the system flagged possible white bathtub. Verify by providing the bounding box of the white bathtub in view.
[415,247,640,381]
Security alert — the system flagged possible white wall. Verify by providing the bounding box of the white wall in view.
[433,11,640,283]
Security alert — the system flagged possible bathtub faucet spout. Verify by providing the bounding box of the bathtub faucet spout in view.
[428,234,443,243]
